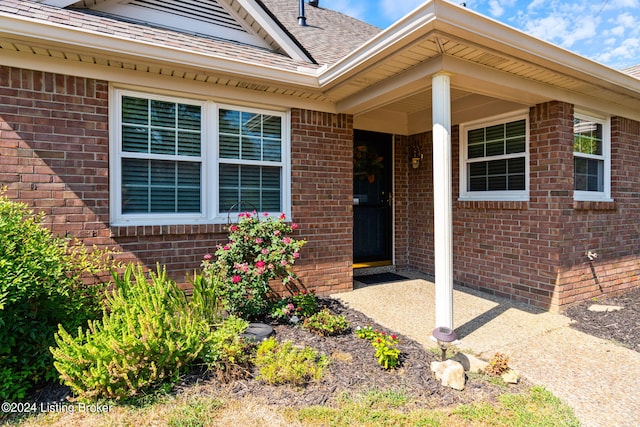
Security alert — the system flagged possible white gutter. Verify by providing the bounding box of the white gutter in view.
[318,0,640,97]
[0,12,321,89]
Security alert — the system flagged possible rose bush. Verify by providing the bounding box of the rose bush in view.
[205,212,306,319]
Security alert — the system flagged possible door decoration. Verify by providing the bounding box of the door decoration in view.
[354,144,384,183]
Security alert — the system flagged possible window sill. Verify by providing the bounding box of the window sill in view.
[457,200,529,210]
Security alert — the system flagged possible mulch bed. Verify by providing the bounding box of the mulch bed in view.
[27,285,640,413]
[564,286,640,352]
[176,298,527,409]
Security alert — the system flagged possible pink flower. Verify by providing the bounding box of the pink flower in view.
[268,263,274,270]
[291,223,298,229]
[232,275,242,283]
[281,260,288,266]
[262,212,269,217]
[255,237,263,244]
[255,260,266,268]
[261,248,269,255]
[293,252,300,259]
[282,237,291,244]
[223,245,230,251]
[229,225,238,232]
[287,303,295,310]
[391,335,397,340]
[279,213,286,220]
[203,253,212,261]
[274,230,280,236]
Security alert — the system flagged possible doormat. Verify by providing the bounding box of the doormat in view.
[355,272,410,285]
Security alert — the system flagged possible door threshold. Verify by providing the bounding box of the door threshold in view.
[353,260,393,269]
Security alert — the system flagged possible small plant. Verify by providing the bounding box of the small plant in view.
[200,316,251,381]
[303,308,350,336]
[253,337,329,386]
[270,289,319,323]
[51,264,209,400]
[355,326,401,369]
[484,352,510,377]
[207,212,306,319]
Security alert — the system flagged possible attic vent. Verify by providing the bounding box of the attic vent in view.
[126,0,247,32]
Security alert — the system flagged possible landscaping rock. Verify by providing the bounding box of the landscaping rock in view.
[587,304,623,312]
[430,360,466,390]
[501,369,519,384]
[452,353,488,373]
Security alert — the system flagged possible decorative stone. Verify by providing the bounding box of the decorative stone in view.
[501,369,519,384]
[588,304,623,312]
[241,323,273,342]
[430,360,466,390]
[452,353,488,373]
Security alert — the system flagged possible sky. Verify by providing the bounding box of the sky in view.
[320,0,640,70]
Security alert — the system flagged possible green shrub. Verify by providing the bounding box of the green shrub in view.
[355,326,401,370]
[253,337,329,386]
[270,289,319,323]
[209,212,306,319]
[0,192,118,400]
[51,264,209,400]
[303,308,350,336]
[200,316,251,381]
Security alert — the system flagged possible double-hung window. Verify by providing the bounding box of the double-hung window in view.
[573,112,611,201]
[110,89,290,225]
[459,112,529,201]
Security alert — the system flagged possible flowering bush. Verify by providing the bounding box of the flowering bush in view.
[355,326,401,369]
[270,289,318,323]
[207,212,306,319]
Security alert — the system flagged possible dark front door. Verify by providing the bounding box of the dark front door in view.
[353,130,393,265]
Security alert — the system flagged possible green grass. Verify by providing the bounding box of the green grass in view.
[12,385,578,427]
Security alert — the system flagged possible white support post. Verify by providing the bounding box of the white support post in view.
[432,72,454,330]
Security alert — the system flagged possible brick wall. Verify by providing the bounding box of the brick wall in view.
[396,101,640,311]
[0,66,354,296]
[556,116,640,306]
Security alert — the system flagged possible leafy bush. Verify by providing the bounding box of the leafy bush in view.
[303,308,350,336]
[270,289,318,323]
[253,337,329,386]
[51,264,209,400]
[355,326,401,369]
[200,316,251,381]
[209,212,306,319]
[0,192,118,400]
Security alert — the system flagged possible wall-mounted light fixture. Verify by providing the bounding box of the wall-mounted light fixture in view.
[410,140,423,169]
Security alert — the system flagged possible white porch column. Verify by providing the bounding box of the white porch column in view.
[432,72,454,329]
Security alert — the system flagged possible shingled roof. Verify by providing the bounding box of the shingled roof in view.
[622,64,640,79]
[259,0,381,66]
[2,0,379,70]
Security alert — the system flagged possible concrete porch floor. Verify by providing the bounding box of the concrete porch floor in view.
[332,270,640,427]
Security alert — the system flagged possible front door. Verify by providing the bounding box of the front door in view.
[353,130,393,266]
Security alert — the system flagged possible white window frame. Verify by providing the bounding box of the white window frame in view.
[573,111,612,202]
[459,111,530,202]
[109,88,291,226]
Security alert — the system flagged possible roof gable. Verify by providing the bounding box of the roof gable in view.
[37,0,315,63]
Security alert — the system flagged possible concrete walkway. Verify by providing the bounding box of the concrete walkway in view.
[333,271,640,427]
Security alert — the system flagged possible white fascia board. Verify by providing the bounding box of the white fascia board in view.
[319,0,640,100]
[0,47,336,113]
[318,1,437,87]
[0,13,320,89]
[232,0,314,64]
[431,0,640,94]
